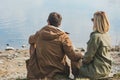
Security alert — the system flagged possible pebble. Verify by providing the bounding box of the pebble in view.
[0,60,3,64]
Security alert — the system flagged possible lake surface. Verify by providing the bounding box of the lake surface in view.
[0,0,120,50]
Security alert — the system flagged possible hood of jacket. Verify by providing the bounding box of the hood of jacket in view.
[39,25,65,41]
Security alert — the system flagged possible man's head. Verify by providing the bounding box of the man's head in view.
[47,12,62,27]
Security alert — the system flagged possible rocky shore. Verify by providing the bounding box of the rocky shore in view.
[0,49,120,80]
[0,49,29,80]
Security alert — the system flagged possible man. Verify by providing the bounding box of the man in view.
[27,12,83,80]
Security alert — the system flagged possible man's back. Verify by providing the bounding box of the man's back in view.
[35,25,68,78]
[27,12,82,80]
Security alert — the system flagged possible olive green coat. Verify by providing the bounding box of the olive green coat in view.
[79,31,112,80]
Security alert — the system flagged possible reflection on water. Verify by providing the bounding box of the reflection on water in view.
[0,17,30,50]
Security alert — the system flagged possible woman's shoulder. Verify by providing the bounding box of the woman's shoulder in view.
[90,32,110,42]
[90,31,102,38]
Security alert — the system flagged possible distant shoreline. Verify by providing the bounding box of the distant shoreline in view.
[0,47,29,51]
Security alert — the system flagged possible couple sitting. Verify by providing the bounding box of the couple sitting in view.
[26,11,112,80]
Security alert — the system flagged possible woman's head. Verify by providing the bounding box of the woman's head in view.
[47,12,62,27]
[92,11,110,33]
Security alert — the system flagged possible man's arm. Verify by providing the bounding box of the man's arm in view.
[62,34,83,61]
[29,31,39,44]
[29,31,39,56]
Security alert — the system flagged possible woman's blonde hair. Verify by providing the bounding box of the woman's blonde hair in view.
[93,11,110,33]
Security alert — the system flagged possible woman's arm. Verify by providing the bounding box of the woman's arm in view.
[82,33,101,64]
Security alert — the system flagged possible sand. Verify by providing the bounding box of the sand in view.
[0,49,120,80]
[0,49,29,80]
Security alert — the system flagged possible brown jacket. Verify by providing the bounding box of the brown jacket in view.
[28,25,82,79]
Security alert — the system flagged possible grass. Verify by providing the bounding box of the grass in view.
[16,73,120,80]
[16,78,28,80]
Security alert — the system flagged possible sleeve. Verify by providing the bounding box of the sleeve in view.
[62,34,83,61]
[29,31,39,44]
[82,33,101,64]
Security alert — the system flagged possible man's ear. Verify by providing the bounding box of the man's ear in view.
[47,20,50,25]
[47,20,48,23]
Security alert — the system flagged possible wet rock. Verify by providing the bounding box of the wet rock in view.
[21,45,26,48]
[5,46,15,51]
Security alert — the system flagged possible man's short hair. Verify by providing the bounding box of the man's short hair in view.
[48,12,62,27]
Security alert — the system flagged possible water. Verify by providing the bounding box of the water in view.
[0,38,28,50]
[0,17,32,50]
[0,0,120,50]
[0,16,85,50]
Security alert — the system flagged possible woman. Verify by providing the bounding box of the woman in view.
[79,11,112,80]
